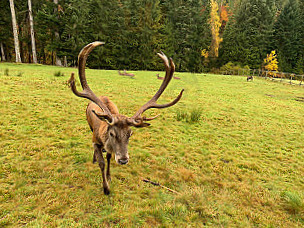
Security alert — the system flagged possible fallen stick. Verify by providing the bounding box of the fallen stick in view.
[142,179,180,194]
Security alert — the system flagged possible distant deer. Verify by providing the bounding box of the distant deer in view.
[156,73,164,80]
[118,70,124,76]
[247,76,253,81]
[68,42,184,195]
[123,70,135,77]
[118,70,134,78]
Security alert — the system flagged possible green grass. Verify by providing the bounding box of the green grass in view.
[0,62,304,227]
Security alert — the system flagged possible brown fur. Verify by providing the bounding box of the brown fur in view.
[156,73,164,80]
[86,96,133,195]
[86,96,119,145]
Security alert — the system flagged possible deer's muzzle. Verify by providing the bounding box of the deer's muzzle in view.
[118,158,129,165]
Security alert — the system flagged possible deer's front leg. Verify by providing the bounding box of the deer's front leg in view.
[93,143,110,195]
[106,153,112,182]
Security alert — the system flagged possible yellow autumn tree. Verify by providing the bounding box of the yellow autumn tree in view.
[264,50,279,76]
[201,49,209,58]
[209,0,222,58]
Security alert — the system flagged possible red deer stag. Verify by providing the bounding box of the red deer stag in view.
[69,42,184,195]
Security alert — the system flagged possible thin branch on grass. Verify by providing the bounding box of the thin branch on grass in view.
[142,178,180,194]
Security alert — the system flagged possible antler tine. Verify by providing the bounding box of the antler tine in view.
[68,41,114,123]
[131,52,184,122]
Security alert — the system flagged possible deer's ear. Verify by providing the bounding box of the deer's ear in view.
[92,110,109,121]
[92,110,115,125]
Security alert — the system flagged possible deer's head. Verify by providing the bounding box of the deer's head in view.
[69,42,184,165]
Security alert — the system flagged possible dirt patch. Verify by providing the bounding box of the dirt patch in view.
[265,94,275,97]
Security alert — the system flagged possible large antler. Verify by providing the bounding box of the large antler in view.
[69,41,114,124]
[130,52,184,126]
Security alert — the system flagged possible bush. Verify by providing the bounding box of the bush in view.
[220,62,250,75]
[176,109,202,123]
[17,72,23,77]
[4,68,9,76]
[54,71,65,77]
[176,110,188,121]
[189,108,202,123]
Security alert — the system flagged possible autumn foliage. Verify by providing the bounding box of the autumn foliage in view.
[209,0,222,58]
[220,4,229,33]
[264,50,279,76]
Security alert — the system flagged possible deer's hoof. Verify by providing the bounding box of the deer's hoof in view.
[104,187,110,195]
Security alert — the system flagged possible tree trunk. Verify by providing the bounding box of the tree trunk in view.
[0,42,6,61]
[53,0,62,66]
[9,0,22,63]
[55,50,62,66]
[63,56,67,67]
[28,0,37,63]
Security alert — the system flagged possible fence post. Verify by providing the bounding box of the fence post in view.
[265,71,268,79]
[290,74,293,84]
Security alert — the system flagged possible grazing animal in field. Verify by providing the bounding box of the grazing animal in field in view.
[118,70,125,75]
[68,42,184,195]
[156,73,164,80]
[118,70,135,78]
[123,70,135,77]
[247,76,253,81]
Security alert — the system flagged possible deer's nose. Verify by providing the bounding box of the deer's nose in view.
[118,158,129,165]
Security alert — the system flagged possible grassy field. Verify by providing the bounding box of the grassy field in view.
[0,62,304,227]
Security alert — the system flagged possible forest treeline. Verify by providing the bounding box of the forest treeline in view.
[1,0,304,73]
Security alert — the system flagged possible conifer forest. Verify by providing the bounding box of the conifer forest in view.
[1,0,304,73]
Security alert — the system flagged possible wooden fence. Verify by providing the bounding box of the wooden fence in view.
[221,69,304,86]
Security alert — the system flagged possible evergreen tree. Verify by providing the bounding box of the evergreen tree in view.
[0,1,11,61]
[298,0,304,74]
[274,0,302,72]
[164,0,211,72]
[59,0,91,66]
[219,0,276,69]
[81,0,129,69]
[36,0,61,64]
[120,0,164,70]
